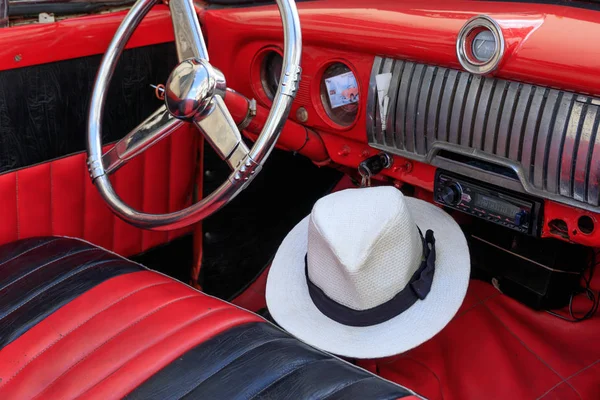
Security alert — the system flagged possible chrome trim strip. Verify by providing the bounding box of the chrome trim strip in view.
[574,105,598,202]
[368,56,600,213]
[366,56,382,144]
[532,89,560,190]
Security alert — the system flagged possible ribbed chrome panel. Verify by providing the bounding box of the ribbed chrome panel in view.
[368,56,600,211]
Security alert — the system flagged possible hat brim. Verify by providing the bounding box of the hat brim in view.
[266,197,470,359]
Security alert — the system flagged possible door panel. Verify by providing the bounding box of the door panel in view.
[0,129,196,256]
[0,8,197,256]
[0,43,177,174]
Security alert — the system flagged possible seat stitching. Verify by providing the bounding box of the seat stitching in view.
[250,358,334,400]
[0,253,111,322]
[536,382,581,400]
[391,355,444,400]
[75,306,232,398]
[566,358,600,381]
[0,280,176,389]
[179,337,298,399]
[320,376,377,400]
[30,293,200,400]
[0,238,60,271]
[0,247,98,294]
[537,359,600,400]
[481,302,574,395]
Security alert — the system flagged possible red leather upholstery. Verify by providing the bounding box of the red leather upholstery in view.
[0,271,259,399]
[0,237,415,400]
[0,127,197,257]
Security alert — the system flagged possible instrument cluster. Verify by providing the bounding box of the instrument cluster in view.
[253,48,362,130]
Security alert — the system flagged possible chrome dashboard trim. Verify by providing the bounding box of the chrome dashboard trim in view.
[456,15,505,75]
[368,56,600,213]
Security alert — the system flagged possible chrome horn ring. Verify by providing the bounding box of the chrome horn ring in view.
[86,0,301,230]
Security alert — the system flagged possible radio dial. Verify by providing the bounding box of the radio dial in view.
[441,182,462,206]
[514,210,529,226]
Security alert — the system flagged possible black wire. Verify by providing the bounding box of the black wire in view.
[545,249,599,322]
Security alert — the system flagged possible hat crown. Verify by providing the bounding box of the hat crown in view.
[307,187,423,311]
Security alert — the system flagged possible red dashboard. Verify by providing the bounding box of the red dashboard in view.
[3,1,597,247]
[202,0,600,247]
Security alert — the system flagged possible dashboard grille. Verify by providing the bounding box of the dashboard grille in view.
[367,56,600,211]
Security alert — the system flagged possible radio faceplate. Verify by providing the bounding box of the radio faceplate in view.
[434,170,542,236]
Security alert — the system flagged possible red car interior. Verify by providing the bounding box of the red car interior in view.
[1,0,600,398]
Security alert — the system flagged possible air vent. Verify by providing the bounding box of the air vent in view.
[367,56,600,212]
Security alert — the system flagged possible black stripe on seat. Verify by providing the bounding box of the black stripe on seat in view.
[0,237,144,349]
[324,376,411,400]
[127,322,412,400]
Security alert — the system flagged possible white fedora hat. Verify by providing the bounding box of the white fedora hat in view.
[266,186,470,359]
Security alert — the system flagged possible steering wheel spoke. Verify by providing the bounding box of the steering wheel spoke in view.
[169,0,209,61]
[194,96,249,170]
[87,0,301,229]
[102,105,184,174]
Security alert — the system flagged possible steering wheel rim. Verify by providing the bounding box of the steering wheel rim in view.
[86,0,301,231]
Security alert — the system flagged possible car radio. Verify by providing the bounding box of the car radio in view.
[434,170,542,236]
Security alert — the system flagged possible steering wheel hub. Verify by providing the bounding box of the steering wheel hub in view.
[165,58,226,121]
[86,0,301,230]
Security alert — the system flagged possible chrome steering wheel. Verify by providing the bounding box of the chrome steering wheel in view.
[87,0,301,230]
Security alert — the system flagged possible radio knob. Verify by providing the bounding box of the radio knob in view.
[514,210,529,226]
[441,183,462,206]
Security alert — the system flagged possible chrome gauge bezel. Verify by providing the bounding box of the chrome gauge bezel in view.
[457,15,505,75]
[260,50,284,101]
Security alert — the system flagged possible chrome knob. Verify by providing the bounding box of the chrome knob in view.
[164,58,226,121]
[441,183,462,206]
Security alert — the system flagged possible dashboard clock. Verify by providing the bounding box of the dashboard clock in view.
[457,15,505,74]
[472,30,496,63]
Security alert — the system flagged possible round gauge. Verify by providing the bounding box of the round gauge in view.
[471,30,496,62]
[457,15,504,75]
[319,63,359,127]
[260,51,283,100]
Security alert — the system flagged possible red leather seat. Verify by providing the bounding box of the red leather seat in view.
[0,237,416,399]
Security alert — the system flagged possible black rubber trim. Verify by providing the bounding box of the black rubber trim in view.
[127,322,412,400]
